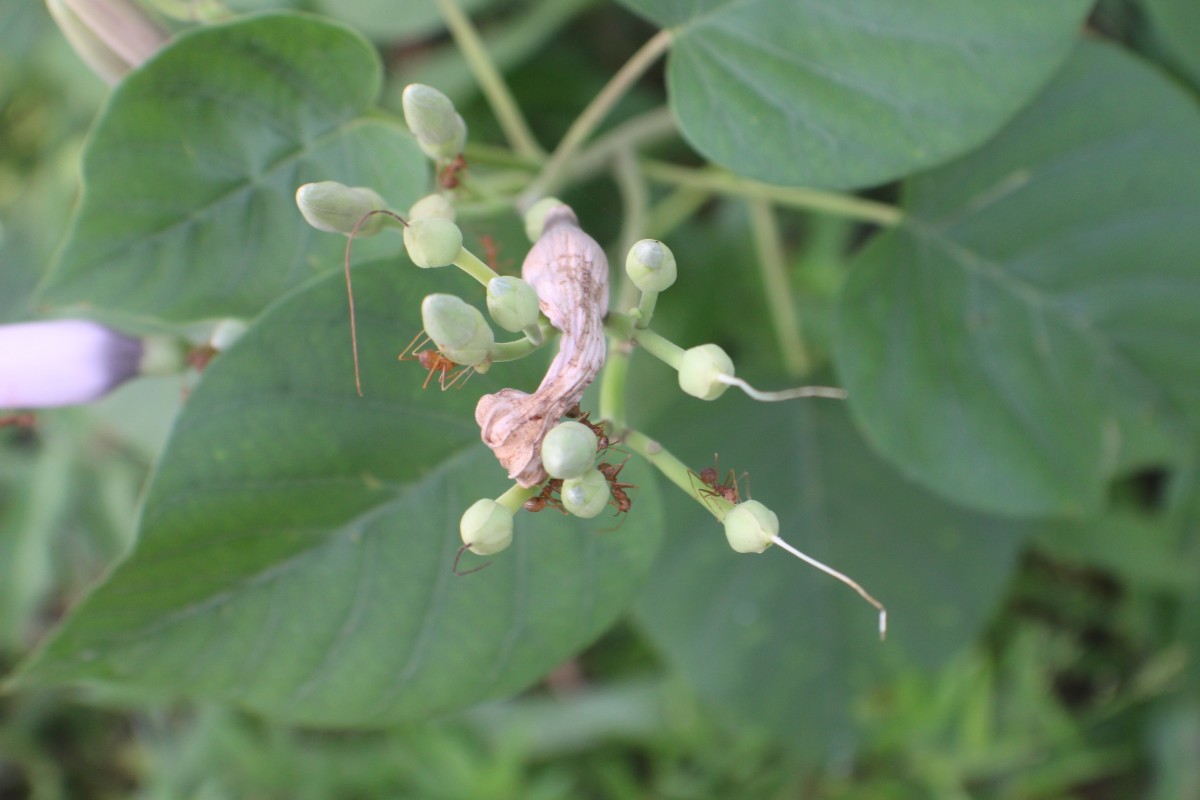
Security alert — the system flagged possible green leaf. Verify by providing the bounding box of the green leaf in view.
[13,261,664,725]
[633,389,1026,754]
[39,13,427,322]
[618,0,1090,189]
[314,0,496,42]
[1145,0,1200,84]
[835,42,1200,516]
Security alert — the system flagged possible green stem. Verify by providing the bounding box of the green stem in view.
[452,246,498,286]
[598,338,631,431]
[623,429,729,521]
[630,326,684,370]
[612,147,648,313]
[490,323,556,361]
[437,0,545,160]
[634,291,658,329]
[748,198,811,377]
[497,482,540,513]
[519,28,674,210]
[569,106,678,184]
[642,161,903,226]
[646,186,710,239]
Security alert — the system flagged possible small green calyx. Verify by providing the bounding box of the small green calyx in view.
[460,499,514,556]
[523,197,566,242]
[402,83,467,160]
[404,217,463,268]
[421,294,495,367]
[723,500,779,554]
[561,469,610,518]
[678,344,734,400]
[295,181,387,235]
[486,276,541,333]
[542,421,599,480]
[408,194,457,222]
[625,239,677,292]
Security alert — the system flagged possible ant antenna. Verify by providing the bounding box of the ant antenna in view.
[771,535,888,640]
[452,543,493,577]
[344,209,408,396]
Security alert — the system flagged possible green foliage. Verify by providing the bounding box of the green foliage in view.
[3,0,1200,795]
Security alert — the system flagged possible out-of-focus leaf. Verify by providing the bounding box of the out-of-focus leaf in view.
[39,13,426,322]
[618,0,1090,189]
[836,42,1200,515]
[13,260,664,725]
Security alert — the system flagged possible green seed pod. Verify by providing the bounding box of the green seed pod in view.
[402,83,467,160]
[723,500,779,554]
[625,239,677,292]
[561,468,610,519]
[408,193,456,222]
[421,294,495,367]
[486,276,541,333]
[403,217,463,268]
[295,181,387,235]
[678,344,734,400]
[523,197,566,242]
[460,498,514,556]
[541,421,599,480]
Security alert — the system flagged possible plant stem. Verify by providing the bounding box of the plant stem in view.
[598,338,631,431]
[452,247,498,286]
[490,323,556,361]
[748,198,811,377]
[570,106,678,184]
[646,186,710,239]
[497,482,540,513]
[622,428,728,520]
[437,0,545,161]
[642,161,903,226]
[630,326,683,370]
[612,147,648,313]
[519,28,673,209]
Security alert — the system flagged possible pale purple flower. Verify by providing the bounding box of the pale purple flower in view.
[0,320,144,409]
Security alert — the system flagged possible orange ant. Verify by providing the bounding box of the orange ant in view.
[524,478,566,514]
[479,234,501,273]
[689,454,744,512]
[564,404,612,453]
[0,413,35,429]
[397,330,475,390]
[439,154,468,189]
[598,456,635,514]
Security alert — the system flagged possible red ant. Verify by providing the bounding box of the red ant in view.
[524,478,565,513]
[598,456,635,514]
[438,154,468,189]
[397,330,475,390]
[689,454,744,513]
[0,413,35,429]
[564,404,612,453]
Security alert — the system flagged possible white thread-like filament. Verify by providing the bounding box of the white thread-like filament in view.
[770,535,887,641]
[716,374,847,402]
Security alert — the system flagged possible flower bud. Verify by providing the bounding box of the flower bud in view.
[460,499,514,556]
[421,294,494,367]
[523,197,566,242]
[625,239,677,293]
[561,468,610,519]
[402,84,467,160]
[486,276,540,333]
[403,217,463,268]
[723,500,779,554]
[45,0,168,85]
[0,320,144,408]
[209,319,249,352]
[408,194,456,222]
[541,421,598,480]
[678,344,734,400]
[296,181,387,235]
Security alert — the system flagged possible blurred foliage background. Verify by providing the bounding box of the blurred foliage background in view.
[2,0,1200,797]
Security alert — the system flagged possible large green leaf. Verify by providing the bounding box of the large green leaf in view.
[39,13,426,322]
[835,41,1200,516]
[12,261,664,725]
[617,0,1090,189]
[1145,0,1200,84]
[633,387,1026,754]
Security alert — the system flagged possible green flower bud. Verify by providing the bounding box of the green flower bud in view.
[723,500,779,554]
[678,344,734,400]
[209,319,248,352]
[421,294,494,367]
[486,276,541,333]
[460,498,514,556]
[403,217,463,268]
[541,421,598,480]
[561,468,610,519]
[402,83,467,160]
[408,193,456,222]
[295,181,387,235]
[523,197,566,242]
[625,239,677,292]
